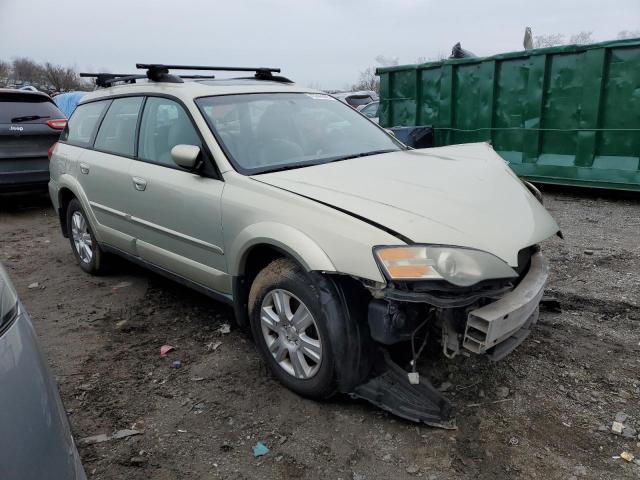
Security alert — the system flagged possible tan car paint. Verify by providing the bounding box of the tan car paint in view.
[126,160,229,293]
[220,171,403,283]
[50,82,559,299]
[253,143,559,267]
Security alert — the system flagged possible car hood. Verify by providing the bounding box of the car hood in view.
[252,143,559,266]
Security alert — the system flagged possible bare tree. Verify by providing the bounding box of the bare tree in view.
[569,31,593,44]
[7,57,91,91]
[617,30,640,39]
[44,62,82,91]
[12,57,46,86]
[415,52,446,64]
[374,55,399,67]
[0,61,9,86]
[352,67,379,92]
[351,55,400,93]
[533,33,565,48]
[533,31,595,48]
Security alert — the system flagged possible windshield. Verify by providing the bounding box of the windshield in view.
[196,93,402,174]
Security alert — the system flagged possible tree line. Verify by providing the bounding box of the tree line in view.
[0,57,92,93]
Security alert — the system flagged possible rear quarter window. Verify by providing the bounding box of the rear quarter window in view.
[60,100,111,147]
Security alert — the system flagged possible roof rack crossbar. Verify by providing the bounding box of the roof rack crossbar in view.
[80,63,292,88]
[136,64,280,74]
[136,64,288,82]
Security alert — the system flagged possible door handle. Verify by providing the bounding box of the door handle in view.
[132,177,147,191]
[79,163,90,174]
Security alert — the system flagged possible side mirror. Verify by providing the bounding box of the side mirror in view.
[171,144,201,170]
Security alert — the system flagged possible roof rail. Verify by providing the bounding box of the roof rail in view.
[79,73,146,88]
[180,75,217,80]
[79,72,215,88]
[136,64,293,83]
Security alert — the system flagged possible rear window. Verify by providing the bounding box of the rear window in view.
[0,93,64,124]
[60,100,111,147]
[346,95,374,107]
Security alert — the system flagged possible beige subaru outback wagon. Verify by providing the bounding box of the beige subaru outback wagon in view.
[49,65,559,427]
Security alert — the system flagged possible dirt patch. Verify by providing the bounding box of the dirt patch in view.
[1,189,639,479]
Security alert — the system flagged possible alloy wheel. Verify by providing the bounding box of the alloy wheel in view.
[71,211,93,264]
[260,288,322,379]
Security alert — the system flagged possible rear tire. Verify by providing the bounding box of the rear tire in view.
[248,258,337,399]
[66,198,108,275]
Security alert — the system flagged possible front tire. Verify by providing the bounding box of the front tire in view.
[248,258,337,399]
[66,198,108,275]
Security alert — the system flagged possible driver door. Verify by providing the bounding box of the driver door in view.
[127,96,230,295]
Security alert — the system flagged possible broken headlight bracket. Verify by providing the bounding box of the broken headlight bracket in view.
[350,349,456,429]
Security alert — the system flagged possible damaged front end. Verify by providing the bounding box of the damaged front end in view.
[351,245,548,428]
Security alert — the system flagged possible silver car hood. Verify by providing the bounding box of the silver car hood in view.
[253,143,559,266]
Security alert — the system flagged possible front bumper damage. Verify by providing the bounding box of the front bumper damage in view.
[464,252,548,360]
[351,251,549,428]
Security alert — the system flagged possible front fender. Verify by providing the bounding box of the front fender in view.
[229,222,336,276]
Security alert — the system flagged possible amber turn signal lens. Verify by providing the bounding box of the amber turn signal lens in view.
[376,248,416,261]
[386,265,433,278]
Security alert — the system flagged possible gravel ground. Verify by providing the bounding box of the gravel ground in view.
[0,188,639,480]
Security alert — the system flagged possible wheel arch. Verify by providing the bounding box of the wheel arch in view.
[57,186,76,237]
[241,253,375,393]
[229,223,335,277]
[55,174,101,241]
[229,223,336,330]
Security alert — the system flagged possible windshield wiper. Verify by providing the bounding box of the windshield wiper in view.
[256,161,327,174]
[325,149,398,164]
[10,115,50,123]
[254,149,399,175]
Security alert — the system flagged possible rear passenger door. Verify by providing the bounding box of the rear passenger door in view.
[76,97,143,253]
[127,96,228,294]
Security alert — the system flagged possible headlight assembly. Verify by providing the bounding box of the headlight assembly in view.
[374,245,518,287]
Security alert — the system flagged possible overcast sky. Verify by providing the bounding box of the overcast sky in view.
[0,0,638,89]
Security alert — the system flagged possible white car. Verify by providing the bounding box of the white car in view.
[332,90,378,109]
[49,64,559,427]
[359,100,379,123]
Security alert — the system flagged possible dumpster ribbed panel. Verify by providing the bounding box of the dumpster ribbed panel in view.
[377,38,640,191]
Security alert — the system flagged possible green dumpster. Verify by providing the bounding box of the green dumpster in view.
[377,38,640,191]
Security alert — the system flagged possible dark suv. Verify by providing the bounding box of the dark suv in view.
[0,89,67,191]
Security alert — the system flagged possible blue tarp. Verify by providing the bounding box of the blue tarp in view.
[53,91,86,118]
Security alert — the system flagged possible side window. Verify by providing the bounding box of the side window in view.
[94,97,144,157]
[361,102,378,118]
[138,97,201,167]
[61,100,110,146]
